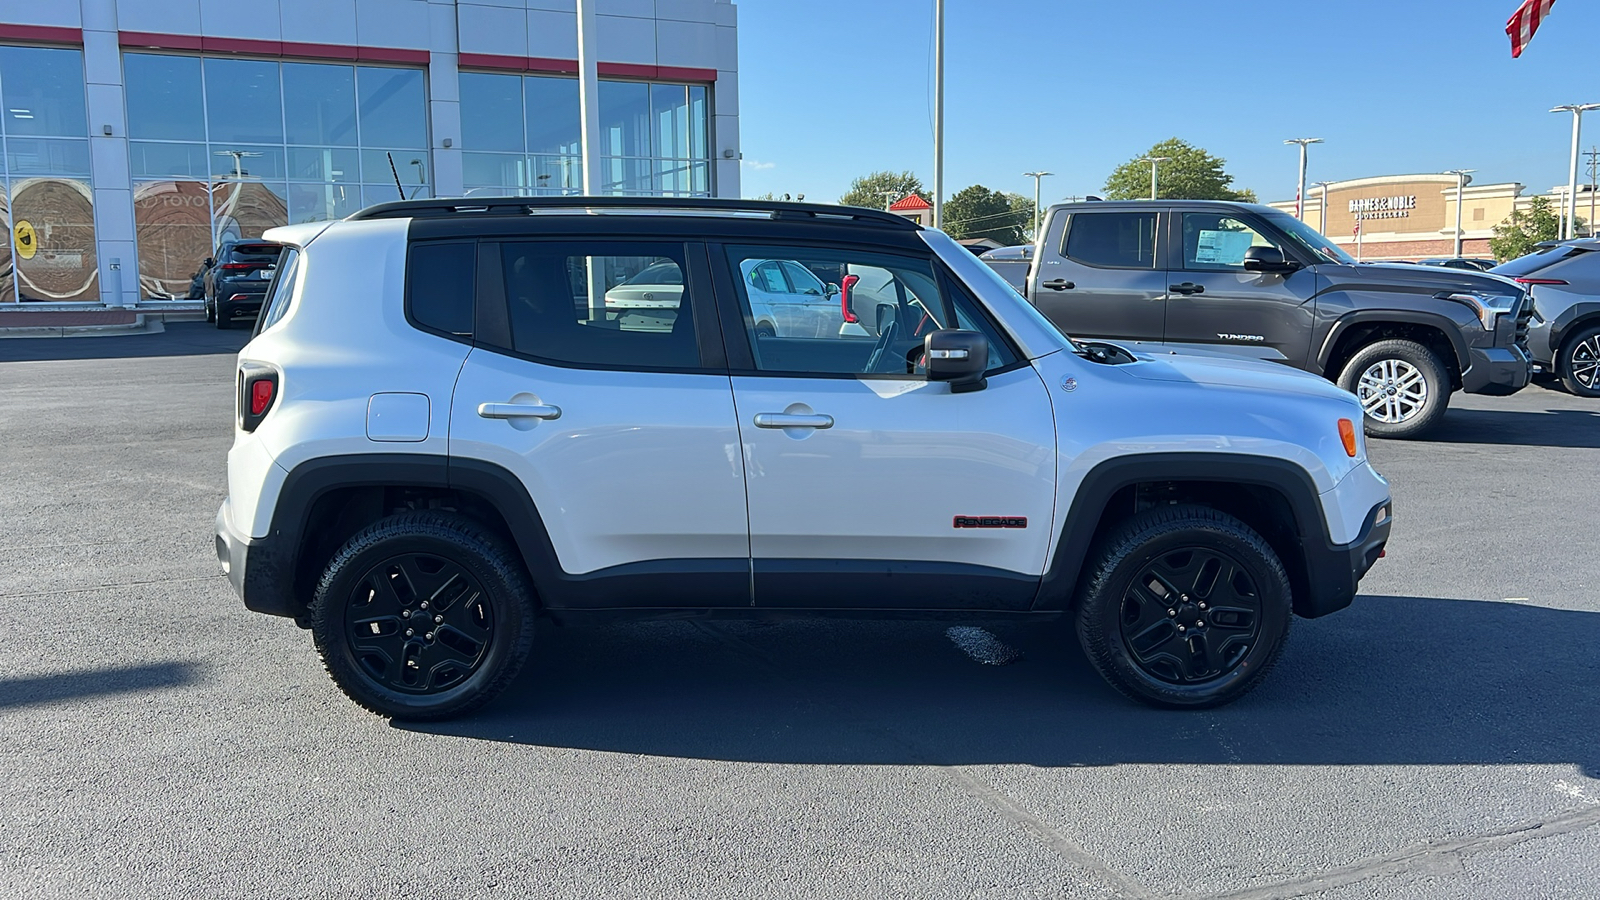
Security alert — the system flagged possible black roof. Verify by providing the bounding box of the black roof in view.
[349,195,920,231]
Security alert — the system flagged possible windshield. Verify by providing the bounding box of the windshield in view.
[1490,245,1584,278]
[1260,212,1355,265]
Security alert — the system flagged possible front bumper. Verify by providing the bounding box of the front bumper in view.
[1296,498,1392,619]
[1460,344,1530,395]
[215,500,298,618]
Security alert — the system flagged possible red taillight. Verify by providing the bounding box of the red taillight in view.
[250,379,274,416]
[1514,277,1568,285]
[220,262,257,270]
[840,273,860,324]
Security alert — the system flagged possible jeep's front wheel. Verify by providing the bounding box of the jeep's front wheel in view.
[1337,339,1449,439]
[1076,505,1292,709]
[309,511,535,720]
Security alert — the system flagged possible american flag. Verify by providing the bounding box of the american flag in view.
[1506,0,1556,59]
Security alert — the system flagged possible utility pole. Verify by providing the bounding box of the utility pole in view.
[1023,171,1051,239]
[577,0,601,195]
[1312,181,1333,235]
[1551,104,1600,239]
[1444,169,1475,258]
[1586,146,1599,237]
[1137,156,1170,200]
[1284,138,1323,221]
[875,190,902,210]
[932,0,945,229]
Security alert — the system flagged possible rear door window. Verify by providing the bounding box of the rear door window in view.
[1062,212,1159,268]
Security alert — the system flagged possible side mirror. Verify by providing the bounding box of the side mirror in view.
[826,282,840,297]
[1242,246,1298,273]
[203,257,214,267]
[925,329,989,393]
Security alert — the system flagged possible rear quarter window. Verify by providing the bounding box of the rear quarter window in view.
[406,241,477,339]
[254,249,300,335]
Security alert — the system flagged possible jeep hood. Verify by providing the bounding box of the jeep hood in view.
[1121,348,1351,400]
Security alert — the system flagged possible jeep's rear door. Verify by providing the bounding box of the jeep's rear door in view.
[713,241,1057,611]
[1160,210,1317,366]
[1030,209,1167,345]
[448,239,752,608]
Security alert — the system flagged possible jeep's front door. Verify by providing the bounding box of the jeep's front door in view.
[449,239,751,608]
[715,242,1057,610]
[1161,211,1318,366]
[1031,209,1167,345]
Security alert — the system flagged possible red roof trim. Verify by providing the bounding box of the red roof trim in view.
[118,31,427,65]
[0,23,83,45]
[598,62,656,79]
[459,55,716,82]
[654,65,717,83]
[459,52,533,72]
[889,193,931,211]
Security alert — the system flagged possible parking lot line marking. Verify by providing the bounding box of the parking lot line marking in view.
[945,626,1024,666]
[1504,597,1530,602]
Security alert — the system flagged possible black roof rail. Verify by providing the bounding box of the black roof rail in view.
[347,195,921,229]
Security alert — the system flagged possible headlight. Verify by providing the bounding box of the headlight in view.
[1440,291,1519,328]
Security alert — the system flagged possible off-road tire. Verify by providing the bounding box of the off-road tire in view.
[1337,339,1450,440]
[1557,323,1600,398]
[309,511,536,720]
[1075,505,1292,709]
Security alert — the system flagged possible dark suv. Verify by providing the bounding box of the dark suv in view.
[1022,200,1532,439]
[204,240,282,329]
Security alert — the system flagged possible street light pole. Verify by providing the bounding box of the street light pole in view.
[1444,169,1475,258]
[577,0,602,195]
[933,0,945,229]
[1587,146,1599,236]
[1551,104,1600,239]
[1023,170,1051,238]
[1312,181,1333,235]
[1284,138,1323,221]
[1137,156,1170,200]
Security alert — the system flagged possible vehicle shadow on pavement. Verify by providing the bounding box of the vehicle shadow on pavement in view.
[1425,406,1600,448]
[401,597,1600,775]
[0,323,249,363]
[0,662,199,710]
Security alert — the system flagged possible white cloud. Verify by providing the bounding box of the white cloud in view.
[741,158,776,170]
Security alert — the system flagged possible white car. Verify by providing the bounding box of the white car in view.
[216,197,1391,720]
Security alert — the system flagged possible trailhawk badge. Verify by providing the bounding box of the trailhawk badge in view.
[954,516,1028,529]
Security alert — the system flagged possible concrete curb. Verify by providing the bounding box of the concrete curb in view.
[0,315,166,339]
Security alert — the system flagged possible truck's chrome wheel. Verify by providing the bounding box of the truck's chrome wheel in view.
[1571,336,1600,389]
[1119,547,1262,685]
[1356,359,1428,424]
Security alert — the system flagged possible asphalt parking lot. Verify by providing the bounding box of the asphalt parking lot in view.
[2,323,1598,899]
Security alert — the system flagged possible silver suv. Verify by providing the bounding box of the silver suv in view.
[1492,240,1600,396]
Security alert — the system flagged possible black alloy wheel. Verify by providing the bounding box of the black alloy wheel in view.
[1559,324,1600,398]
[1076,505,1291,708]
[310,511,535,720]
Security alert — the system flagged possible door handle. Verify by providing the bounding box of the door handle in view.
[1169,282,1205,295]
[478,402,562,421]
[1041,279,1075,291]
[753,413,834,429]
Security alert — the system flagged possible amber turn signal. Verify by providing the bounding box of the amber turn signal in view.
[1338,418,1358,457]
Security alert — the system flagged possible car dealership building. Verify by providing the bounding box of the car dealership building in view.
[0,0,739,310]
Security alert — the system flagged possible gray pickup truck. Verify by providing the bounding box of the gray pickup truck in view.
[1016,200,1532,439]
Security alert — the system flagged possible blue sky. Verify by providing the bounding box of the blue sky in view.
[734,0,1600,209]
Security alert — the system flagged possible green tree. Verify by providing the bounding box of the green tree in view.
[943,185,1033,245]
[840,170,926,209]
[1103,138,1253,201]
[1490,195,1572,262]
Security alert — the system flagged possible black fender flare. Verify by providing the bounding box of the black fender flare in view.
[1314,309,1471,376]
[1549,303,1600,359]
[1033,453,1360,619]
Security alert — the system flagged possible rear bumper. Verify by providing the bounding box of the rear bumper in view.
[1296,498,1392,619]
[215,500,297,618]
[1460,344,1530,395]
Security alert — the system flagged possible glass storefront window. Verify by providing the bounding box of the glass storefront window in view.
[0,46,94,302]
[123,53,430,298]
[460,71,706,198]
[283,63,357,146]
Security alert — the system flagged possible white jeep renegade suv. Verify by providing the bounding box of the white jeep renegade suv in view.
[215,197,1391,719]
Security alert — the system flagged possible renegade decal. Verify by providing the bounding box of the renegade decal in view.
[953,516,1028,529]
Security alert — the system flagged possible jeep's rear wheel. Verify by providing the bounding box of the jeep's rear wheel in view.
[1076,505,1292,709]
[1337,339,1449,439]
[310,511,535,720]
[1558,324,1600,398]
